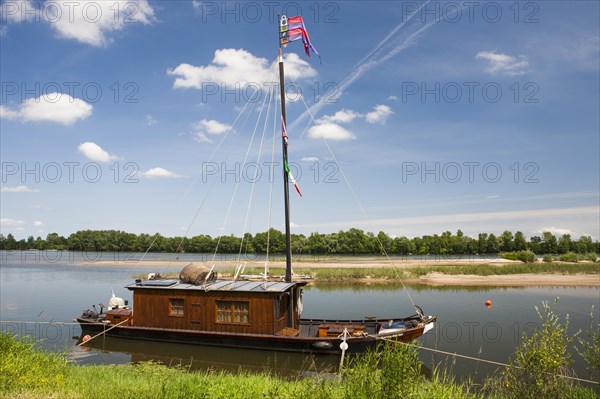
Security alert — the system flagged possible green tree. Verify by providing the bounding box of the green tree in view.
[528,236,542,254]
[4,234,17,250]
[376,231,393,255]
[514,231,527,251]
[558,234,572,254]
[575,236,593,253]
[477,233,488,254]
[486,233,500,253]
[393,236,414,255]
[500,230,514,252]
[305,232,326,254]
[541,231,558,254]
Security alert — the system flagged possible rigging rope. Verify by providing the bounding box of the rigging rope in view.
[139,66,274,261]
[212,68,277,262]
[292,81,419,312]
[264,83,280,280]
[237,80,275,262]
[172,73,269,256]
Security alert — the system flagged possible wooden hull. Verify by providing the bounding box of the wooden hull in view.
[77,316,436,355]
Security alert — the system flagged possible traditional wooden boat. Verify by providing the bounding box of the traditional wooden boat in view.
[77,15,436,354]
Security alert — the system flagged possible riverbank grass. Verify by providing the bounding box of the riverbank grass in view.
[1,333,474,399]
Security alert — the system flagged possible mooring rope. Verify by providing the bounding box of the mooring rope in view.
[371,334,599,385]
[76,319,130,347]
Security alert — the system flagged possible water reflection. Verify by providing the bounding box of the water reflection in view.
[73,333,339,377]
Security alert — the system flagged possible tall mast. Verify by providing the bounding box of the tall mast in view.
[278,42,293,284]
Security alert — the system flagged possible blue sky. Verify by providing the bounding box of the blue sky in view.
[1,0,598,240]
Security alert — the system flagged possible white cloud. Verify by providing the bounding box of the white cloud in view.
[195,119,231,135]
[0,105,19,119]
[192,0,202,10]
[305,206,599,239]
[387,95,399,101]
[33,221,44,227]
[49,1,155,47]
[0,218,26,227]
[308,123,355,141]
[309,104,393,140]
[1,1,154,46]
[1,94,92,125]
[146,114,157,126]
[280,52,318,80]
[319,109,361,124]
[365,104,393,124]
[78,142,118,163]
[476,51,529,76]
[1,185,39,193]
[538,227,576,236]
[301,156,320,162]
[169,49,270,89]
[168,49,316,90]
[192,119,232,143]
[140,167,182,179]
[193,132,213,143]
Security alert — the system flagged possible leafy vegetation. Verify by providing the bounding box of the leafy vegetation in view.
[501,250,537,263]
[485,299,598,399]
[0,333,474,399]
[576,306,600,382]
[560,252,579,262]
[254,263,599,281]
[3,302,598,399]
[1,228,599,256]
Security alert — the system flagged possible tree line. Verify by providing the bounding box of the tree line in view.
[0,229,598,255]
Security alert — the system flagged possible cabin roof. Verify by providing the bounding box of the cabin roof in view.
[126,279,303,293]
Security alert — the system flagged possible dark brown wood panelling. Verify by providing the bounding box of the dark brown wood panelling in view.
[131,288,292,335]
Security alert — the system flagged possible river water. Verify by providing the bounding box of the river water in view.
[1,251,598,383]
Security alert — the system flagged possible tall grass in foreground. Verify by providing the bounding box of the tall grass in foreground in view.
[0,334,472,399]
[2,300,598,398]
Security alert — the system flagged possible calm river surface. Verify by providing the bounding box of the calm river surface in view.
[1,251,598,383]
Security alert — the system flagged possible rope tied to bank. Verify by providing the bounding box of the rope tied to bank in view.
[370,334,599,385]
[76,319,130,347]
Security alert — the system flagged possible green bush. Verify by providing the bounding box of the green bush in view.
[543,255,554,263]
[580,252,598,262]
[501,250,537,263]
[559,252,578,262]
[497,299,575,398]
[576,306,600,381]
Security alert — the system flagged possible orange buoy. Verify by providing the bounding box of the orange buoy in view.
[82,334,91,342]
[485,300,492,308]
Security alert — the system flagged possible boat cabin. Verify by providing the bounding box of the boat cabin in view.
[125,279,306,335]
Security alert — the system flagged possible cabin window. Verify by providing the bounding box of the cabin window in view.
[216,301,249,323]
[169,298,185,317]
[274,294,287,320]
